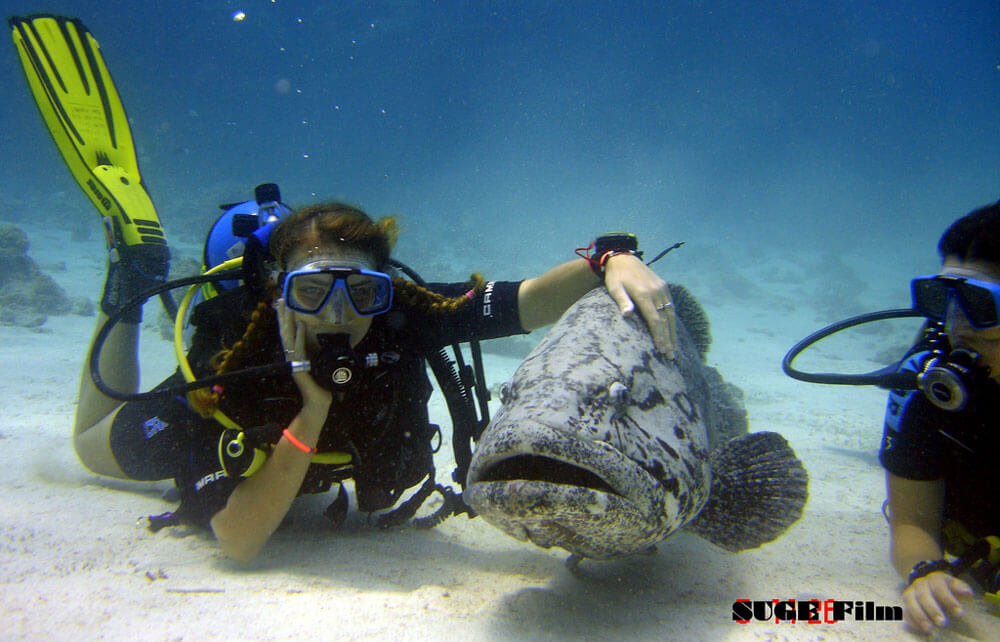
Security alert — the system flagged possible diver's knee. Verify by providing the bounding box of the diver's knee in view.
[73,428,128,479]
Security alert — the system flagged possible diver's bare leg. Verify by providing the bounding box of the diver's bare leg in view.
[72,314,137,478]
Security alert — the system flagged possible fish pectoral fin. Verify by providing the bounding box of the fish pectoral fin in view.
[686,431,808,552]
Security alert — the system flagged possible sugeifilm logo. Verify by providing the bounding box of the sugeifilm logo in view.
[732,599,903,624]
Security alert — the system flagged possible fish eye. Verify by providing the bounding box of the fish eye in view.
[499,382,513,404]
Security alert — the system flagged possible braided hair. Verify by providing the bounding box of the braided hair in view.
[187,202,485,416]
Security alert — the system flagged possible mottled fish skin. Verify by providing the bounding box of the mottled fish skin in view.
[465,288,715,559]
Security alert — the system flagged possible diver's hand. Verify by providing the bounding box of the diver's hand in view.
[603,253,676,358]
[275,298,333,410]
[902,571,973,634]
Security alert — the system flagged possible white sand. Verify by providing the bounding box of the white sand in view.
[1,221,998,641]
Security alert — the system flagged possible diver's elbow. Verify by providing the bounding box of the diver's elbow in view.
[211,515,264,564]
[225,544,261,565]
[72,431,129,479]
[216,532,263,564]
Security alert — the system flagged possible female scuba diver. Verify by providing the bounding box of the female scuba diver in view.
[879,201,1000,633]
[72,200,677,563]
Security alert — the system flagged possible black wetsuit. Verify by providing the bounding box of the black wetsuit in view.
[110,280,526,527]
[879,341,1000,547]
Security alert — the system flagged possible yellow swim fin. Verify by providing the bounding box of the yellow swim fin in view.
[9,14,167,252]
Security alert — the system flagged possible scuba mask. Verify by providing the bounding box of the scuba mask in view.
[911,273,1000,329]
[281,262,393,318]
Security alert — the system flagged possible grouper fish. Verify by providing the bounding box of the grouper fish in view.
[465,286,808,560]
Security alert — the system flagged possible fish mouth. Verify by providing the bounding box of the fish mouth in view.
[465,420,667,558]
[474,454,619,495]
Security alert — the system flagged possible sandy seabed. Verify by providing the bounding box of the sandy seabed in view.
[1,220,998,642]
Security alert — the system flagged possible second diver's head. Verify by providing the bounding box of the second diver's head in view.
[268,202,399,351]
[932,201,1000,380]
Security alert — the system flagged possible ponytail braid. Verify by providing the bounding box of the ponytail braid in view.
[187,284,280,417]
[392,273,486,314]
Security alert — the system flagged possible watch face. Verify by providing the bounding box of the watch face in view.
[595,233,638,254]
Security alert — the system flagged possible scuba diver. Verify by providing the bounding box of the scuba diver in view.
[9,14,677,563]
[784,201,1000,633]
[880,202,1000,634]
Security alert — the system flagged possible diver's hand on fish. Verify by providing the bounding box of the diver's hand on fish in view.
[276,298,333,410]
[603,252,676,358]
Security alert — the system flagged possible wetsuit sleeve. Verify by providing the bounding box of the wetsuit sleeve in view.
[879,388,945,481]
[415,280,528,349]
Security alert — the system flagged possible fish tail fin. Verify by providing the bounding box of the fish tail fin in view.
[687,431,808,552]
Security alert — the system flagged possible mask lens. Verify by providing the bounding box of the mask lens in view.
[956,281,1000,327]
[346,274,377,313]
[287,272,336,313]
[346,272,391,315]
[912,277,949,320]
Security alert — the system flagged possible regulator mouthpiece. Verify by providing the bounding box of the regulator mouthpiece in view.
[311,333,357,390]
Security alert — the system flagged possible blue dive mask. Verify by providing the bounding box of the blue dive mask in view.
[282,263,393,317]
[911,274,1000,329]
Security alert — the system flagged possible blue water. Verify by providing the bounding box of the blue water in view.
[3,0,997,277]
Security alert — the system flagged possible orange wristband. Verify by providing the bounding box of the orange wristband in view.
[282,428,315,454]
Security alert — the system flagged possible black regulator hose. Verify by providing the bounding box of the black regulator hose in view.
[88,269,293,402]
[781,308,926,389]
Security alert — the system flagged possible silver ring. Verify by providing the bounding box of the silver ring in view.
[284,348,295,355]
[656,301,673,310]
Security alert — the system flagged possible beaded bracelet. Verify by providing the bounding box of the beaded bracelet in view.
[907,559,953,586]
